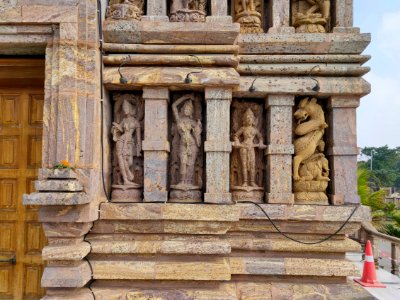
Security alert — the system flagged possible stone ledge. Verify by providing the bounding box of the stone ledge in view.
[42,261,92,288]
[35,180,83,192]
[103,20,240,45]
[90,240,231,255]
[236,76,371,97]
[104,66,240,89]
[239,54,371,65]
[42,242,91,261]
[39,168,77,180]
[100,203,240,221]
[24,192,89,206]
[91,258,231,280]
[238,33,371,54]
[42,288,94,300]
[39,202,99,223]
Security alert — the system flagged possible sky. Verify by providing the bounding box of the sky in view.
[354,0,400,148]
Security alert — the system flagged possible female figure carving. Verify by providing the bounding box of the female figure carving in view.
[111,94,143,202]
[172,94,202,187]
[232,108,266,187]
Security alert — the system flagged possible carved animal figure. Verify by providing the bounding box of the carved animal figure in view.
[298,153,330,181]
[293,97,327,181]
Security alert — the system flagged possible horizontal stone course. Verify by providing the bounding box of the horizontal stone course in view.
[35,180,83,192]
[24,192,89,205]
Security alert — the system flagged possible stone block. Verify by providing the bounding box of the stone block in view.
[42,242,91,261]
[284,258,360,277]
[230,257,285,275]
[39,201,99,223]
[39,168,77,180]
[42,288,94,300]
[35,180,83,192]
[24,192,89,206]
[43,222,92,238]
[42,261,92,288]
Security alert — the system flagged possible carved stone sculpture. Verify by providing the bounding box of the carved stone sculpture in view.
[111,94,144,202]
[234,0,263,33]
[292,0,330,33]
[231,100,265,203]
[293,97,329,204]
[170,0,207,22]
[170,93,203,202]
[106,0,144,20]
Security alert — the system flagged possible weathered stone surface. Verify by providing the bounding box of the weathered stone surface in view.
[43,222,92,238]
[100,203,240,221]
[103,43,239,54]
[104,54,239,67]
[42,261,92,288]
[24,192,89,205]
[285,258,360,277]
[35,180,83,192]
[104,66,240,89]
[39,168,77,180]
[238,33,371,54]
[39,201,99,223]
[239,54,370,64]
[43,288,94,300]
[236,76,371,98]
[90,239,230,255]
[42,242,91,261]
[230,257,285,275]
[92,258,231,280]
[103,20,240,45]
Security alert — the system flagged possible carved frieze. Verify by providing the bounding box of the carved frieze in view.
[231,100,266,203]
[111,93,144,202]
[170,0,207,22]
[293,97,330,204]
[234,0,263,33]
[170,93,204,202]
[106,0,144,21]
[292,0,331,33]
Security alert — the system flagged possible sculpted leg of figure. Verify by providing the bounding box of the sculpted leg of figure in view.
[293,155,302,181]
[240,148,248,186]
[126,155,134,181]
[179,148,188,185]
[321,0,330,19]
[186,145,198,185]
[248,147,257,187]
[117,152,132,184]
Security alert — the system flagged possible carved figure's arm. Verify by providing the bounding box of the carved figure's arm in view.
[172,94,194,122]
[295,120,325,136]
[233,127,244,145]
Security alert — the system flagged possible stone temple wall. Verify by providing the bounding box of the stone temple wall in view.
[0,0,374,299]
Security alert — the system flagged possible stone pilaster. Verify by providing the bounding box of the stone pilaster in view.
[327,97,360,205]
[265,95,294,204]
[142,87,170,202]
[334,0,353,28]
[142,0,169,21]
[268,0,295,33]
[206,0,232,23]
[204,88,232,204]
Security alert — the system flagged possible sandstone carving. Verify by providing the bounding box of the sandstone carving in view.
[111,93,144,202]
[106,0,144,20]
[231,100,266,203]
[170,93,203,202]
[292,0,331,33]
[234,0,263,33]
[170,0,207,22]
[293,97,329,204]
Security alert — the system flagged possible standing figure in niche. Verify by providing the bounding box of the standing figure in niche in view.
[232,108,266,187]
[172,94,202,187]
[111,98,142,186]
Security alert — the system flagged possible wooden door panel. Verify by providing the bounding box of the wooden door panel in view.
[0,70,45,299]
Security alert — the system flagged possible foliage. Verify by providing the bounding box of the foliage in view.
[358,166,400,236]
[53,160,72,170]
[360,146,400,188]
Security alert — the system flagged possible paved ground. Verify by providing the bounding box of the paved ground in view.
[347,252,400,300]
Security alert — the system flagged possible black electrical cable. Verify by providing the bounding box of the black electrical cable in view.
[239,201,360,245]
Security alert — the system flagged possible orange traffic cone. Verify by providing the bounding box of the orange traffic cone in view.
[354,240,386,288]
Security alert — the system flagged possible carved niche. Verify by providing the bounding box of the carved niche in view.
[293,97,330,204]
[111,93,144,202]
[291,0,331,33]
[170,93,204,202]
[230,100,266,203]
[106,0,144,21]
[234,0,263,33]
[169,0,207,22]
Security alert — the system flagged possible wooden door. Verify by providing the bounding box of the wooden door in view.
[0,59,46,300]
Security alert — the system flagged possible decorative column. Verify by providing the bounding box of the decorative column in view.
[207,0,232,23]
[268,0,295,33]
[142,0,169,21]
[204,88,232,204]
[334,0,353,28]
[265,95,294,204]
[327,96,360,205]
[142,87,170,202]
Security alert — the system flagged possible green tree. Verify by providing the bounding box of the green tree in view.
[361,146,400,188]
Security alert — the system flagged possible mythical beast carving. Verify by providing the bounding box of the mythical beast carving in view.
[293,97,330,204]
